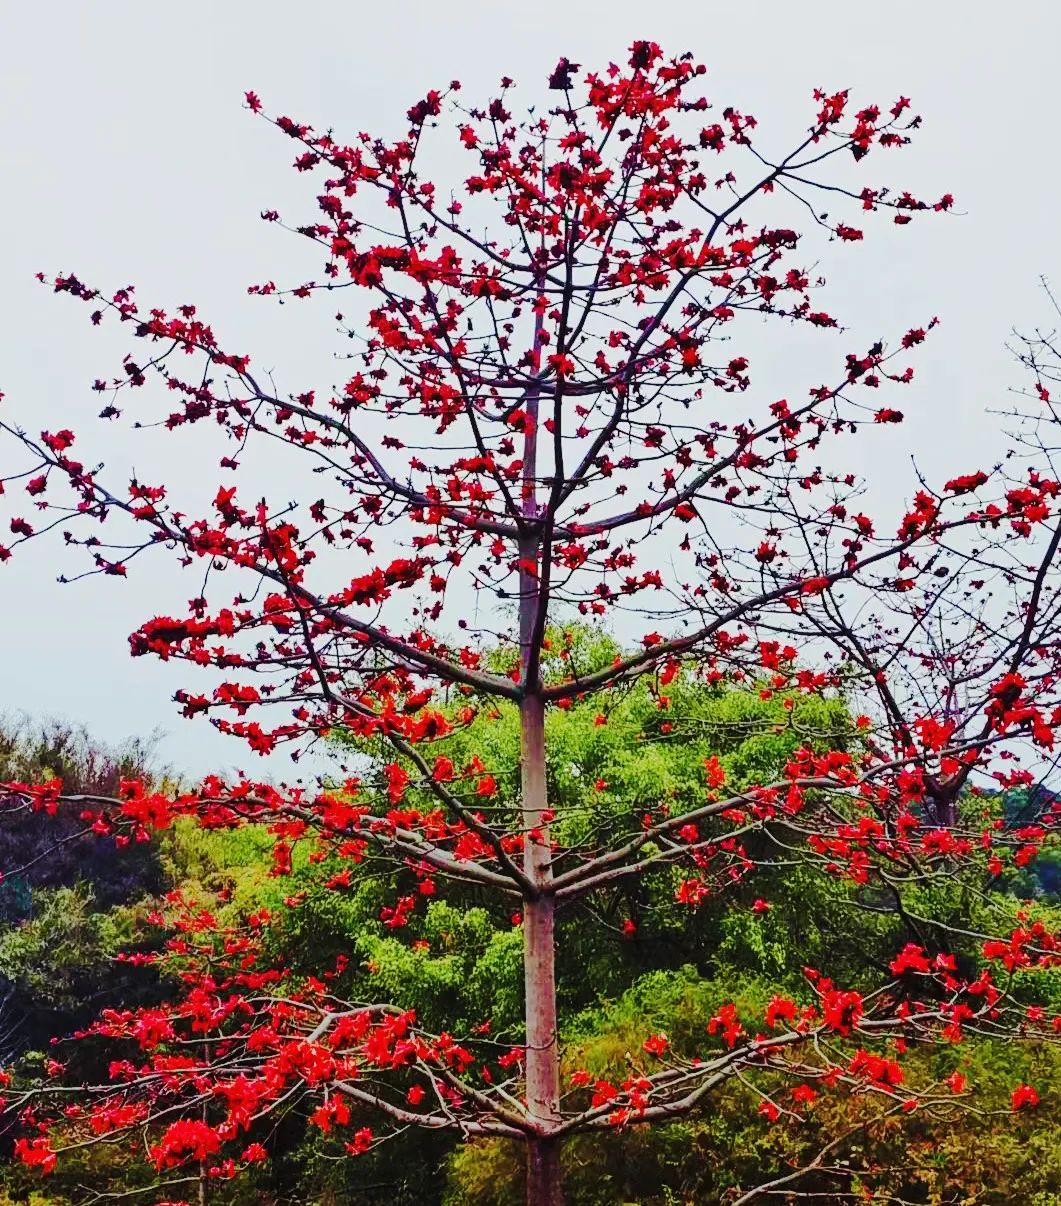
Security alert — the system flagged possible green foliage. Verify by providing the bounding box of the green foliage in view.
[0,886,104,1009]
[444,977,1061,1206]
[4,655,1061,1204]
[324,630,856,1024]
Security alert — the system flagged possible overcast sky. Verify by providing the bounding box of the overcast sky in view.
[1,0,1059,780]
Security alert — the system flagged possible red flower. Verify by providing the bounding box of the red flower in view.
[344,1127,373,1155]
[799,576,831,595]
[707,1003,744,1048]
[14,1137,56,1174]
[889,943,930,975]
[821,988,863,1035]
[849,1049,903,1088]
[944,471,988,495]
[642,1034,669,1058]
[41,429,75,452]
[765,995,797,1028]
[152,1119,221,1169]
[703,757,726,789]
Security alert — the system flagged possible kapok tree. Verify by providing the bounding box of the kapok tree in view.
[2,43,1061,1206]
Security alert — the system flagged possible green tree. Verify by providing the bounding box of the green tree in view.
[146,630,860,1204]
[5,648,1061,1205]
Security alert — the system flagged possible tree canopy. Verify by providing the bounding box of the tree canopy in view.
[2,40,1061,1206]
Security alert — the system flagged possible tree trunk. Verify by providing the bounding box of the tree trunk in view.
[520,693,563,1206]
[518,281,562,1205]
[526,1133,564,1206]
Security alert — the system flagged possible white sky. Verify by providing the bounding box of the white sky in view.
[1,0,1059,779]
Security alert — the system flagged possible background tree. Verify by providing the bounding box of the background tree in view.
[2,41,1061,1206]
[2,679,1060,1205]
[0,722,163,1065]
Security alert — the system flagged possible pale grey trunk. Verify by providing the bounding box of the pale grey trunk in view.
[518,292,563,1202]
[520,693,562,1205]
